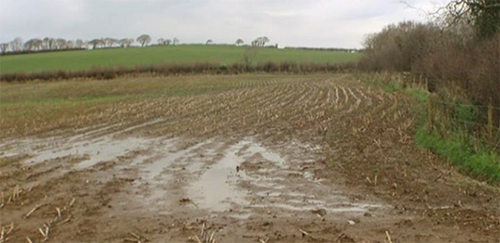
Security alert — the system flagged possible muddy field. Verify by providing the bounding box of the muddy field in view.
[0,74,498,242]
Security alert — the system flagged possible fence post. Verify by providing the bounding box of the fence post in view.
[428,96,434,131]
[488,98,493,142]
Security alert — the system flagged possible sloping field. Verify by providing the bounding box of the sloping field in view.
[0,74,498,242]
[0,45,359,73]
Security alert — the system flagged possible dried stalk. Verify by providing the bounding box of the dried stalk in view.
[259,237,269,243]
[0,192,4,209]
[39,223,50,242]
[69,197,75,207]
[385,231,393,243]
[192,223,217,243]
[208,230,217,243]
[6,223,13,235]
[25,204,44,218]
[127,232,146,243]
[193,235,202,243]
[0,227,5,243]
[10,191,14,203]
[299,228,310,236]
[12,185,19,201]
[0,222,14,243]
[56,216,72,225]
[55,207,62,220]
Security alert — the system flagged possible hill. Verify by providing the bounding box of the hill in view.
[0,45,360,74]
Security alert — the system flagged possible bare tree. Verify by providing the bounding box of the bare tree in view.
[251,37,270,47]
[103,38,117,47]
[89,39,104,49]
[66,40,75,49]
[206,39,213,45]
[56,38,67,49]
[173,37,179,45]
[235,38,244,46]
[243,47,258,70]
[11,37,23,51]
[23,38,43,51]
[48,38,57,49]
[441,0,500,38]
[137,34,152,47]
[118,38,133,48]
[75,39,84,48]
[44,38,56,50]
[0,43,10,53]
[43,37,51,50]
[410,0,500,38]
[262,36,270,46]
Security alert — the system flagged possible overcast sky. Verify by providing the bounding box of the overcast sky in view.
[0,0,443,48]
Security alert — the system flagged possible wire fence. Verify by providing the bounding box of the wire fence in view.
[428,96,500,151]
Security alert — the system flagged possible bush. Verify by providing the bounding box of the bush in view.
[360,21,499,125]
[360,21,444,72]
[0,62,358,82]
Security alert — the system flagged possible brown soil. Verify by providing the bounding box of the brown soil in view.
[1,75,499,243]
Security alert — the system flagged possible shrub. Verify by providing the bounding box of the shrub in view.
[0,62,357,82]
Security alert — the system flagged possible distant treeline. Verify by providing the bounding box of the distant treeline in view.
[0,48,87,56]
[0,61,357,82]
[0,35,270,55]
[284,47,360,52]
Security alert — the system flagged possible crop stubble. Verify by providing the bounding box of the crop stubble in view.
[0,74,498,242]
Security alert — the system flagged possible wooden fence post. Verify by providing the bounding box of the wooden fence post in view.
[488,98,493,142]
[428,97,434,131]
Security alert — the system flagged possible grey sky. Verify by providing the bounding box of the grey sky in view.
[0,0,441,48]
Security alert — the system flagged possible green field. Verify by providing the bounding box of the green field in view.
[0,45,360,74]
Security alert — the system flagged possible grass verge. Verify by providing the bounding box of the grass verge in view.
[358,71,500,183]
[415,127,500,182]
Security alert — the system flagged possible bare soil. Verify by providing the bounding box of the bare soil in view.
[1,75,498,243]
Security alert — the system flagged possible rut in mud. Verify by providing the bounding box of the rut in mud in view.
[1,75,498,243]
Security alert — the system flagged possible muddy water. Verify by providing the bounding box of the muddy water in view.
[1,130,386,218]
[24,136,152,169]
[168,138,386,216]
[187,141,251,211]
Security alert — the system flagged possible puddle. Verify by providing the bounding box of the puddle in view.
[0,138,62,158]
[250,202,384,213]
[68,123,123,142]
[186,138,292,212]
[141,139,207,180]
[7,130,389,218]
[229,212,253,220]
[25,136,152,169]
[188,142,249,211]
[6,119,168,168]
[132,139,216,204]
[183,138,387,215]
[244,143,286,165]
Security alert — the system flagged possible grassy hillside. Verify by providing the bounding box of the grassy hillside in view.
[0,45,360,73]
